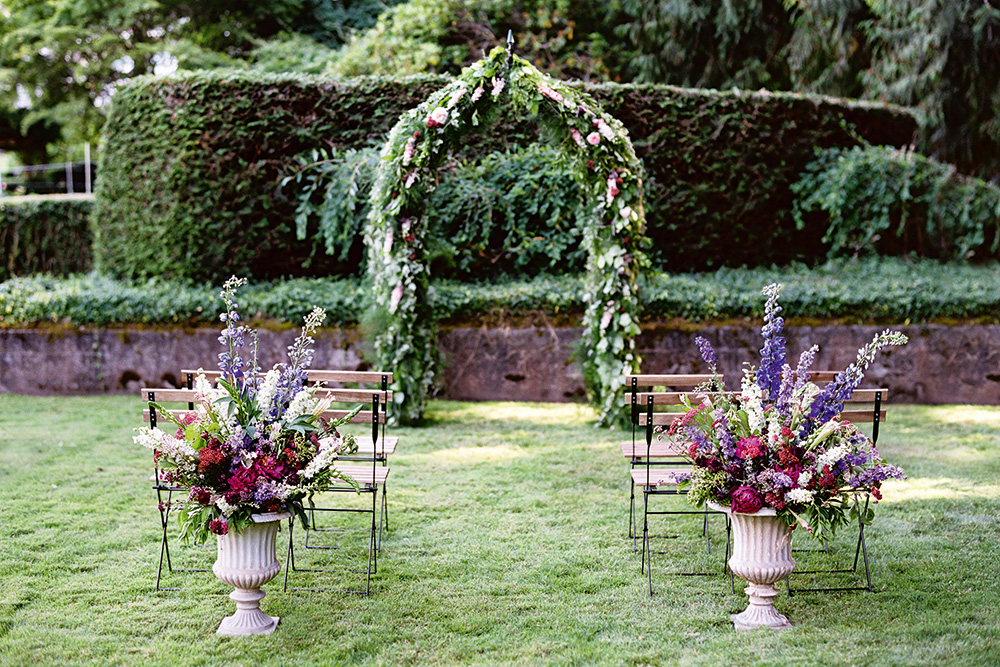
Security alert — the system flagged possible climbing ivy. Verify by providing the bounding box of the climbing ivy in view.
[364,45,649,425]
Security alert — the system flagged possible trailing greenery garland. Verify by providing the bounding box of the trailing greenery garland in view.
[364,45,649,425]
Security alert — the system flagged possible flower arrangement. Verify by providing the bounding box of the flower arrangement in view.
[135,277,360,544]
[663,284,908,539]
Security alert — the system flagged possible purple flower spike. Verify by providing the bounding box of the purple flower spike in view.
[756,284,787,400]
[695,336,718,371]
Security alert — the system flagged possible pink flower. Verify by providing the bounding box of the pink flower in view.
[404,171,417,189]
[426,106,448,128]
[586,132,601,146]
[402,137,416,166]
[471,86,485,102]
[390,284,404,313]
[730,485,764,513]
[606,175,620,203]
[538,84,565,105]
[736,435,765,460]
[570,128,585,147]
[594,117,615,141]
[491,77,505,97]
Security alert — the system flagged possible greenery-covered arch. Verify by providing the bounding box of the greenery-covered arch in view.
[364,46,649,425]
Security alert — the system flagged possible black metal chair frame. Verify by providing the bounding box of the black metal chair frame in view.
[786,389,883,595]
[283,392,387,595]
[635,394,731,596]
[147,387,212,592]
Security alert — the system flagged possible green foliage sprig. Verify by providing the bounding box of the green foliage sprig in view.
[364,46,648,425]
[793,146,1000,261]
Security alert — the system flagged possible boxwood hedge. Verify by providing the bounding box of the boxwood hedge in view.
[93,69,916,282]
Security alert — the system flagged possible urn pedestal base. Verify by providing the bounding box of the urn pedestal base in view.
[709,501,795,631]
[213,512,288,637]
[216,588,280,636]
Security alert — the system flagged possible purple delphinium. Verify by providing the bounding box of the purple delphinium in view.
[755,284,787,401]
[802,329,908,436]
[714,408,737,459]
[217,277,261,395]
[695,336,718,374]
[269,306,326,419]
[794,344,819,392]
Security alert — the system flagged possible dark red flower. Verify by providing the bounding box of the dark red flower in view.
[730,485,764,513]
[188,487,211,505]
[208,519,229,536]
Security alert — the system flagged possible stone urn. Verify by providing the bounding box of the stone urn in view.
[213,511,289,636]
[709,501,795,630]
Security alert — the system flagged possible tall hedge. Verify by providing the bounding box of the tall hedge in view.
[0,195,93,280]
[93,70,917,282]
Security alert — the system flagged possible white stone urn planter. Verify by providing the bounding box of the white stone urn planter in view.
[213,511,289,636]
[709,501,795,630]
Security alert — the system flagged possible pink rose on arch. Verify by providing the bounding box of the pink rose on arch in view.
[730,485,764,513]
[426,106,448,128]
[586,132,601,146]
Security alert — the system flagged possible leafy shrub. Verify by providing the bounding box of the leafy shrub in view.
[793,146,1000,261]
[286,145,586,278]
[94,69,916,282]
[4,258,998,327]
[0,196,93,281]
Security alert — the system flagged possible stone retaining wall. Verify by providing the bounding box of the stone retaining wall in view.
[2,324,998,405]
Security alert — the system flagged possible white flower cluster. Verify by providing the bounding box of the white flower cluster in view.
[302,440,340,480]
[133,427,197,460]
[283,387,317,424]
[256,369,280,414]
[816,442,850,469]
[785,487,814,504]
[740,369,765,432]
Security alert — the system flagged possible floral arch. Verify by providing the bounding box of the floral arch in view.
[364,46,649,425]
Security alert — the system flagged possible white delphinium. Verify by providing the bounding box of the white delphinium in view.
[741,368,765,432]
[283,386,317,423]
[256,368,280,414]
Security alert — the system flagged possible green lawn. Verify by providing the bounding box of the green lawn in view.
[1,396,998,666]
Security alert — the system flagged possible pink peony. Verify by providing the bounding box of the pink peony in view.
[730,485,764,513]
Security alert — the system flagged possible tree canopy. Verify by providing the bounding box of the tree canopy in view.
[3,0,1000,181]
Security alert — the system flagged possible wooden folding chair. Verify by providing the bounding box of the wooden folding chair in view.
[786,371,889,595]
[622,374,732,596]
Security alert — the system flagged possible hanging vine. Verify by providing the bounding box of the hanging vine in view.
[364,45,648,425]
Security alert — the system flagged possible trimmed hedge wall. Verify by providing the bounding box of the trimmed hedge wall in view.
[94,70,917,282]
[5,258,998,328]
[0,195,93,281]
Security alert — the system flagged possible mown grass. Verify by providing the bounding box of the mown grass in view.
[0,396,998,666]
